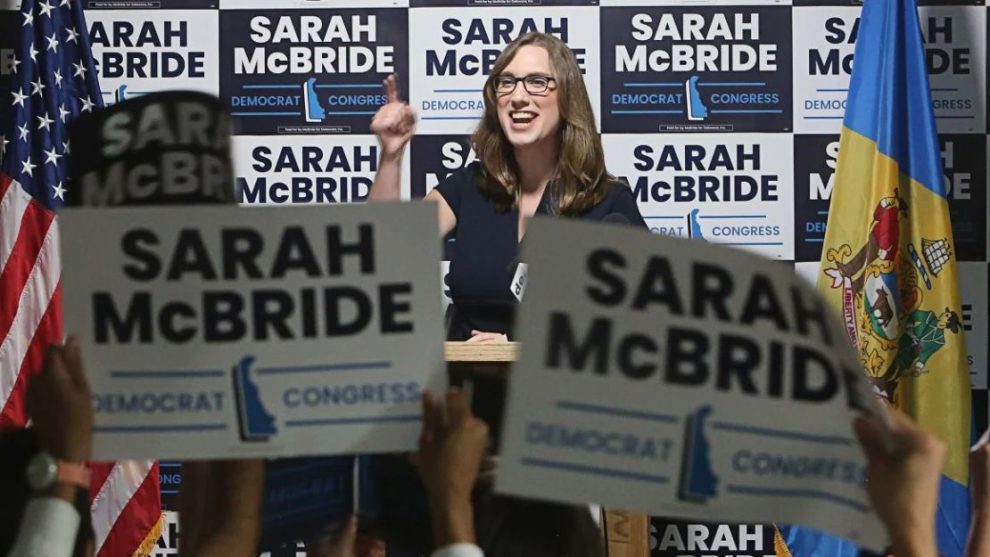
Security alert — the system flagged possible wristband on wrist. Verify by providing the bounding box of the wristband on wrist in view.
[26,451,90,491]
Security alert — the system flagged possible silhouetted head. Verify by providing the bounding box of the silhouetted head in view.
[67,90,236,207]
[474,492,605,557]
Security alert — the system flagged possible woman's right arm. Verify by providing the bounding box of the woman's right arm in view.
[369,75,457,237]
[369,75,416,202]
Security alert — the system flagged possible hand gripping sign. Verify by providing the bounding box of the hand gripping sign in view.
[496,218,886,550]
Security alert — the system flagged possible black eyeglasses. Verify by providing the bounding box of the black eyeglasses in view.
[492,74,556,95]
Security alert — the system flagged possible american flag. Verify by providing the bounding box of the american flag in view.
[0,1,162,555]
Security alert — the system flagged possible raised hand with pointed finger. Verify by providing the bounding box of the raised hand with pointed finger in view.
[370,74,417,161]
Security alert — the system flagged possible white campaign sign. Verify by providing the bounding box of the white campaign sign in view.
[231,135,391,205]
[496,219,886,550]
[958,262,988,390]
[60,203,445,460]
[603,133,795,260]
[87,10,220,105]
[792,6,987,134]
[409,5,601,135]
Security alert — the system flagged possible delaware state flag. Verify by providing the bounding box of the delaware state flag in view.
[817,0,971,555]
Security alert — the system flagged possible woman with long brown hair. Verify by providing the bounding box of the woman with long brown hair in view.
[370,32,645,342]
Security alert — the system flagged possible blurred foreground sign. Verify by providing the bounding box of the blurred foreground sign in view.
[61,203,444,459]
[497,218,886,551]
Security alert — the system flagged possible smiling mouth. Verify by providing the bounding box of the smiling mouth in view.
[510,111,537,124]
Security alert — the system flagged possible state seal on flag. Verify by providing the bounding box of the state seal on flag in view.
[822,193,962,402]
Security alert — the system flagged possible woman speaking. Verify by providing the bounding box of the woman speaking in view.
[370,32,646,342]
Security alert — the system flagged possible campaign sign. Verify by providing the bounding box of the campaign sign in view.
[409,134,474,199]
[259,456,355,551]
[86,0,217,8]
[603,134,794,260]
[0,4,16,138]
[794,261,820,288]
[59,202,445,459]
[496,218,885,549]
[958,262,989,390]
[151,511,180,557]
[793,133,987,263]
[941,134,987,261]
[408,134,471,268]
[159,462,181,509]
[409,1,600,135]
[87,9,220,105]
[219,4,408,135]
[793,135,836,263]
[649,519,776,557]
[792,1,986,10]
[600,5,792,133]
[792,6,987,133]
[233,135,384,205]
[790,7,858,134]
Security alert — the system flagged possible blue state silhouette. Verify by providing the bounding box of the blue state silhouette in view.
[686,76,708,120]
[678,405,719,502]
[234,356,277,441]
[305,78,327,121]
[689,208,705,240]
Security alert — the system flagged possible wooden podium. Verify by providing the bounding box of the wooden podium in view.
[444,342,651,557]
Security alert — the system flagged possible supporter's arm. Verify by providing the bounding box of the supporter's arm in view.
[180,459,265,557]
[854,408,944,557]
[177,461,210,554]
[966,430,990,557]
[369,74,416,202]
[10,339,92,557]
[414,390,489,556]
[306,515,386,557]
[8,499,81,557]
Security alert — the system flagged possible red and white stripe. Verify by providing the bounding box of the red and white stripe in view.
[1,173,161,556]
[91,460,162,556]
[0,173,61,427]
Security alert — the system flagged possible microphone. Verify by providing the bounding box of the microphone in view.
[507,255,528,302]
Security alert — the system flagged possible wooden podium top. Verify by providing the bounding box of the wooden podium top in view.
[444,341,519,362]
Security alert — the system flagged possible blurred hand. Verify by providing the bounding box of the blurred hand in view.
[467,330,508,343]
[182,459,265,557]
[306,516,386,557]
[854,408,943,557]
[414,389,489,504]
[27,337,92,462]
[413,389,488,546]
[370,74,416,160]
[966,430,990,557]
[971,430,990,516]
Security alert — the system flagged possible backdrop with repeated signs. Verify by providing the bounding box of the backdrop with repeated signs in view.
[0,0,987,555]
